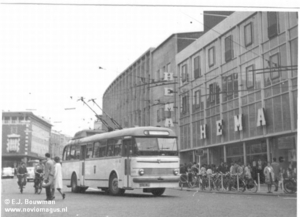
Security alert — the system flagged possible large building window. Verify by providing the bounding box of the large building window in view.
[167,63,171,73]
[161,108,165,121]
[208,47,215,67]
[222,73,238,102]
[181,95,189,115]
[267,12,279,39]
[246,65,255,89]
[207,82,220,108]
[193,90,204,111]
[181,64,188,83]
[269,53,280,80]
[157,69,160,81]
[4,117,10,123]
[193,56,201,79]
[157,109,160,122]
[244,22,253,47]
[290,39,298,77]
[11,117,17,124]
[225,35,234,62]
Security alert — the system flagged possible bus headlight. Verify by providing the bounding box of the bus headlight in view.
[173,169,179,175]
[138,169,144,176]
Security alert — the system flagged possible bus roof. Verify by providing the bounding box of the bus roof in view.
[67,126,176,145]
[72,129,106,140]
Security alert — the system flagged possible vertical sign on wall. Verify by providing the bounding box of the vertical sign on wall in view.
[165,103,174,111]
[216,120,223,136]
[164,118,174,127]
[164,72,174,81]
[234,114,243,131]
[165,88,174,96]
[200,124,206,139]
[257,108,266,126]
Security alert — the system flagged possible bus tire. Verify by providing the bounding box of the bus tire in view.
[151,188,165,196]
[71,173,79,193]
[109,173,124,196]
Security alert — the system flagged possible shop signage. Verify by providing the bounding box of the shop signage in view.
[6,134,21,152]
[216,120,223,136]
[164,118,174,127]
[164,72,174,81]
[199,108,266,139]
[164,88,174,96]
[234,114,243,132]
[165,103,174,111]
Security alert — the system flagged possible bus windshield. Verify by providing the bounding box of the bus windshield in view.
[135,137,177,156]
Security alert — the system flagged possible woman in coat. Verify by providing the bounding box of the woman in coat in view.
[264,162,275,193]
[54,156,65,199]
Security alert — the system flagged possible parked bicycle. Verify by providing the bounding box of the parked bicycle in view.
[241,177,258,193]
[209,173,222,191]
[179,173,188,190]
[199,174,209,190]
[284,177,297,194]
[228,174,245,192]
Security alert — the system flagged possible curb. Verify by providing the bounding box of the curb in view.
[175,188,297,197]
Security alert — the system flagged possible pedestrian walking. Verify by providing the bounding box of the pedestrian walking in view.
[257,159,264,183]
[271,157,280,191]
[264,162,275,193]
[53,156,65,200]
[44,153,55,200]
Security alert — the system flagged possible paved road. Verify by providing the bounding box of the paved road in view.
[1,178,297,217]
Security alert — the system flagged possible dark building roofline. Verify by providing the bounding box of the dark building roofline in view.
[104,47,154,97]
[152,31,203,53]
[2,111,52,127]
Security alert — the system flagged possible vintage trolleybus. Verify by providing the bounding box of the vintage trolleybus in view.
[62,127,180,196]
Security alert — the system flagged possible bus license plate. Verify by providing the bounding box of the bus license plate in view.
[140,183,150,187]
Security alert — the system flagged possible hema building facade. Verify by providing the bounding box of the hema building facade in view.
[176,12,298,166]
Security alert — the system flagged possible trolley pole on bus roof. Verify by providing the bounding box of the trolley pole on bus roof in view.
[78,97,114,132]
[89,98,122,130]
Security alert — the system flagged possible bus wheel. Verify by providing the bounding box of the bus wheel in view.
[151,188,165,196]
[109,173,124,196]
[71,174,79,193]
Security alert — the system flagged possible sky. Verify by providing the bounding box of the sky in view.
[1,0,299,136]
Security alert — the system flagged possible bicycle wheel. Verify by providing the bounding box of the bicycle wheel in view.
[284,180,296,194]
[215,179,221,191]
[238,180,246,192]
[245,179,258,193]
[37,181,43,194]
[179,174,187,190]
[222,177,230,191]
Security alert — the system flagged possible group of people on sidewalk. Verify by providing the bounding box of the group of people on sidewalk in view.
[180,157,296,193]
[16,153,65,201]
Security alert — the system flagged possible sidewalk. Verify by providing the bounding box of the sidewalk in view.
[176,184,297,197]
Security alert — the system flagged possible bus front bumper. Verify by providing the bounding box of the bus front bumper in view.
[133,176,180,183]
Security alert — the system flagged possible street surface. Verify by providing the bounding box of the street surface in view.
[1,177,297,217]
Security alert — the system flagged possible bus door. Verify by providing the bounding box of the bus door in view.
[123,136,133,188]
[80,145,86,186]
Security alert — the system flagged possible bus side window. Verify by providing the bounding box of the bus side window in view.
[63,146,69,161]
[114,139,122,156]
[75,145,81,160]
[86,143,93,159]
[93,142,101,158]
[99,140,107,157]
[122,139,133,157]
[69,146,76,160]
[107,139,116,157]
